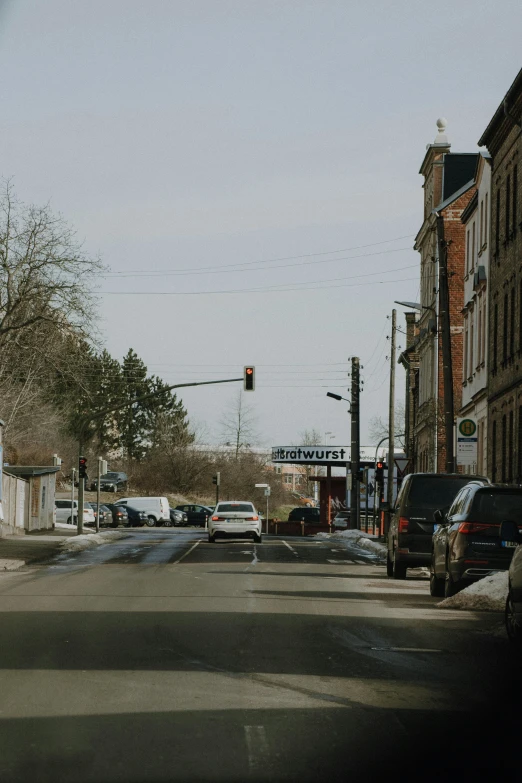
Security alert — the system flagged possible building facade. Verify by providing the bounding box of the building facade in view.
[459,153,491,475]
[414,120,477,472]
[478,68,522,483]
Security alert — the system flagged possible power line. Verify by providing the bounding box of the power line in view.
[103,234,415,277]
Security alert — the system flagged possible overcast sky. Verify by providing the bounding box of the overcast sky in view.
[1,1,520,448]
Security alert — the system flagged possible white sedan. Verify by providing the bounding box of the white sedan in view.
[208,501,262,543]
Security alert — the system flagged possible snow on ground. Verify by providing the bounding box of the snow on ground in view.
[55,522,96,533]
[61,530,128,552]
[437,571,508,612]
[315,529,387,558]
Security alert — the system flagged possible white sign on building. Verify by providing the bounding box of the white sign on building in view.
[456,417,478,467]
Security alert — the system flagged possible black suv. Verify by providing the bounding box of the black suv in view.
[90,471,128,492]
[430,482,522,597]
[288,507,320,523]
[387,472,488,579]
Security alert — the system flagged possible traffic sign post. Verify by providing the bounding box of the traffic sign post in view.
[456,418,478,468]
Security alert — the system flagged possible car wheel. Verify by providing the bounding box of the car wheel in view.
[145,516,156,527]
[67,516,72,525]
[254,534,262,544]
[429,555,445,597]
[386,550,394,577]
[163,519,173,527]
[505,589,522,644]
[208,534,216,543]
[392,550,407,579]
[444,564,462,598]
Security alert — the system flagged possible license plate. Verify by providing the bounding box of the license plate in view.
[502,541,518,548]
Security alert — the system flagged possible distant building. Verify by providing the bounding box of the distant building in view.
[478,68,522,482]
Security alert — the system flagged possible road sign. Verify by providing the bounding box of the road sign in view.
[456,417,478,467]
[264,487,271,497]
[255,483,268,488]
[394,458,409,477]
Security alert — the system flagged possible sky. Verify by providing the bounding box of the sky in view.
[0,0,521,448]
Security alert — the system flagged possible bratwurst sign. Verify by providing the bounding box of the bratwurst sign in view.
[272,446,350,466]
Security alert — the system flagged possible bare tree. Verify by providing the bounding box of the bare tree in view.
[368,402,406,450]
[293,428,323,498]
[220,390,258,458]
[0,180,103,348]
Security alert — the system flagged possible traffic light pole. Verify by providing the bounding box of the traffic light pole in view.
[76,377,243,535]
[385,310,396,540]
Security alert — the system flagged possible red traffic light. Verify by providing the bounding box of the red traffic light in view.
[243,366,255,391]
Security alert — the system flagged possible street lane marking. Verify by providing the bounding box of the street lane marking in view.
[371,647,443,653]
[244,725,269,775]
[173,540,201,564]
[282,540,298,556]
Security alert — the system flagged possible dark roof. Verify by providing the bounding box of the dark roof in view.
[443,154,479,201]
[478,67,522,148]
[3,466,61,478]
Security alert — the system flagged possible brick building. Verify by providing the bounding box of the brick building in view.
[478,68,522,483]
[413,120,477,472]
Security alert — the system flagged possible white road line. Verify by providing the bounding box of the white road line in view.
[244,725,269,774]
[282,540,298,555]
[173,540,201,564]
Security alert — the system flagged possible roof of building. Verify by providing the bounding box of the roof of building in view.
[3,466,61,478]
[442,153,479,201]
[478,67,522,148]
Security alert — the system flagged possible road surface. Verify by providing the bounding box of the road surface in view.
[0,530,519,781]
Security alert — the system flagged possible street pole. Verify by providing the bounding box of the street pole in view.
[96,457,101,534]
[385,310,396,538]
[77,455,84,535]
[364,467,369,532]
[266,491,269,536]
[436,213,455,473]
[350,357,360,530]
[70,468,76,525]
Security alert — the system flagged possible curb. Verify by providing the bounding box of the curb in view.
[0,559,27,571]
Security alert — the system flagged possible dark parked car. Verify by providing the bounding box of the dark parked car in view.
[387,472,489,580]
[175,504,213,527]
[89,471,128,492]
[169,508,189,526]
[288,507,321,523]
[430,482,520,597]
[500,520,522,643]
[104,503,130,527]
[123,506,147,527]
[88,503,114,527]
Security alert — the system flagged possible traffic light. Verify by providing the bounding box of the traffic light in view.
[212,472,221,486]
[79,455,87,479]
[243,366,255,391]
[375,462,384,483]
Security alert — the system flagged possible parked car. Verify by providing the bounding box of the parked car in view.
[175,504,213,527]
[332,510,351,529]
[499,520,522,643]
[208,501,262,543]
[54,500,95,526]
[115,497,170,527]
[89,471,128,492]
[104,503,129,527]
[168,508,189,526]
[387,472,489,580]
[87,503,114,527]
[430,483,522,597]
[124,506,148,527]
[288,507,321,523]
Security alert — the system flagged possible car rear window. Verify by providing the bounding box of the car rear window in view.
[407,477,474,508]
[470,491,522,523]
[217,503,254,513]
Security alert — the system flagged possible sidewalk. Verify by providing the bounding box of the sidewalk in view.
[0,527,78,571]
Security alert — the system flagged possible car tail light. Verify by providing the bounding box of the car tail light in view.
[212,515,219,521]
[398,517,409,533]
[244,516,259,521]
[458,522,497,534]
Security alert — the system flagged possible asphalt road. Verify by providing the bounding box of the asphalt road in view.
[0,530,520,782]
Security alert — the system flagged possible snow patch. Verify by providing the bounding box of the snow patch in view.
[54,522,96,534]
[61,530,128,552]
[314,528,387,557]
[437,571,508,612]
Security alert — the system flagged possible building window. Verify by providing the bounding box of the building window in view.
[466,229,471,274]
[492,420,497,482]
[471,222,476,270]
[502,414,507,483]
[496,189,501,255]
[463,314,468,381]
[514,165,518,231]
[480,200,484,248]
[511,287,516,359]
[493,303,498,371]
[506,175,511,239]
[509,410,514,483]
[469,309,474,378]
[484,192,488,247]
[503,293,509,364]
[283,474,293,485]
[477,301,482,369]
[518,407,522,482]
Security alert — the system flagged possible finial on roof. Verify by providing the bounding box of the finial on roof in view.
[434,117,449,145]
